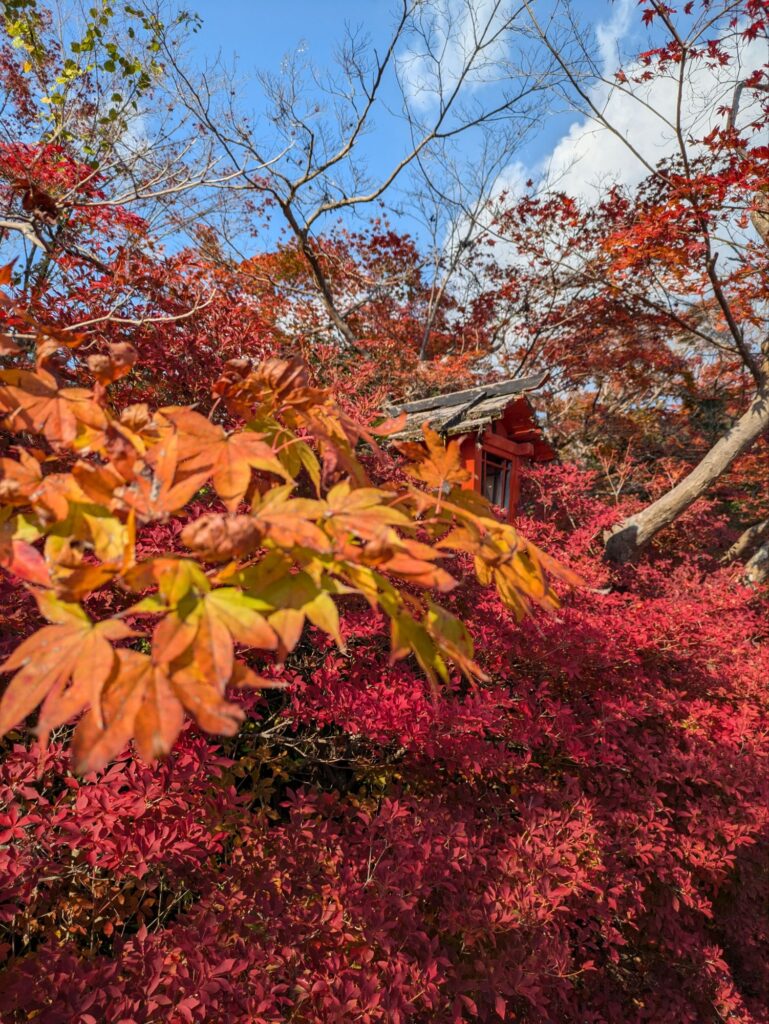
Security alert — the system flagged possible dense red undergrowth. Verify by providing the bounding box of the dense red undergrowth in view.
[1,464,767,1023]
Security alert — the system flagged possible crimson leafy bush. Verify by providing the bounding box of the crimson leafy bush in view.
[1,464,768,1023]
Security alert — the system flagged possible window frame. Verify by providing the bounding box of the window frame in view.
[481,449,514,515]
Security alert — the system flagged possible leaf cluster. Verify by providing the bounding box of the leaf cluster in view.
[0,263,578,773]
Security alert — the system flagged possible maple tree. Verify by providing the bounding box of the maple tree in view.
[0,0,218,273]
[0,261,577,772]
[497,0,769,565]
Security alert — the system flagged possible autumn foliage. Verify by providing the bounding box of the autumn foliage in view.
[0,263,576,775]
[2,0,769,1021]
[1,465,769,1022]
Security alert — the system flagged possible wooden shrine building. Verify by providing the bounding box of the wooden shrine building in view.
[389,371,555,521]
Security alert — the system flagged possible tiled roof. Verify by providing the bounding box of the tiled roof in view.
[388,370,549,440]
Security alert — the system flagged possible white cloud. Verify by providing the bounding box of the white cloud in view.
[488,158,529,200]
[398,0,515,112]
[536,28,766,201]
[440,8,766,294]
[595,0,634,76]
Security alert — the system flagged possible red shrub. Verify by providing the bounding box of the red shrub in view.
[1,464,769,1023]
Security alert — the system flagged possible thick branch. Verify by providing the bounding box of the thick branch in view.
[279,202,358,347]
[745,539,769,584]
[723,516,769,563]
[605,370,769,562]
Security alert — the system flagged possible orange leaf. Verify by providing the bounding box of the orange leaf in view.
[170,663,245,736]
[37,627,123,740]
[165,409,289,512]
[0,369,107,449]
[324,481,410,543]
[370,411,407,436]
[0,452,43,504]
[0,608,134,742]
[251,488,329,551]
[87,342,138,385]
[133,665,185,763]
[0,624,83,734]
[0,536,51,587]
[72,650,151,774]
[231,661,287,689]
[382,552,456,591]
[269,607,305,657]
[204,588,278,650]
[194,601,234,686]
[152,611,200,666]
[402,424,470,496]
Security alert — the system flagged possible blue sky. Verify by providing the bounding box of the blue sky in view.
[191,1,399,73]
[190,0,419,226]
[179,0,641,245]
[188,0,628,187]
[177,1,755,253]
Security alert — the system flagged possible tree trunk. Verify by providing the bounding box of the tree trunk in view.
[723,516,769,563]
[752,188,769,246]
[279,202,359,350]
[298,234,359,349]
[745,538,769,584]
[604,375,769,562]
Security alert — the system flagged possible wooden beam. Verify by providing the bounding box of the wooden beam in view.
[482,435,535,459]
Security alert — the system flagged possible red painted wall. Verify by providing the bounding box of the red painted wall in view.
[454,397,554,520]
